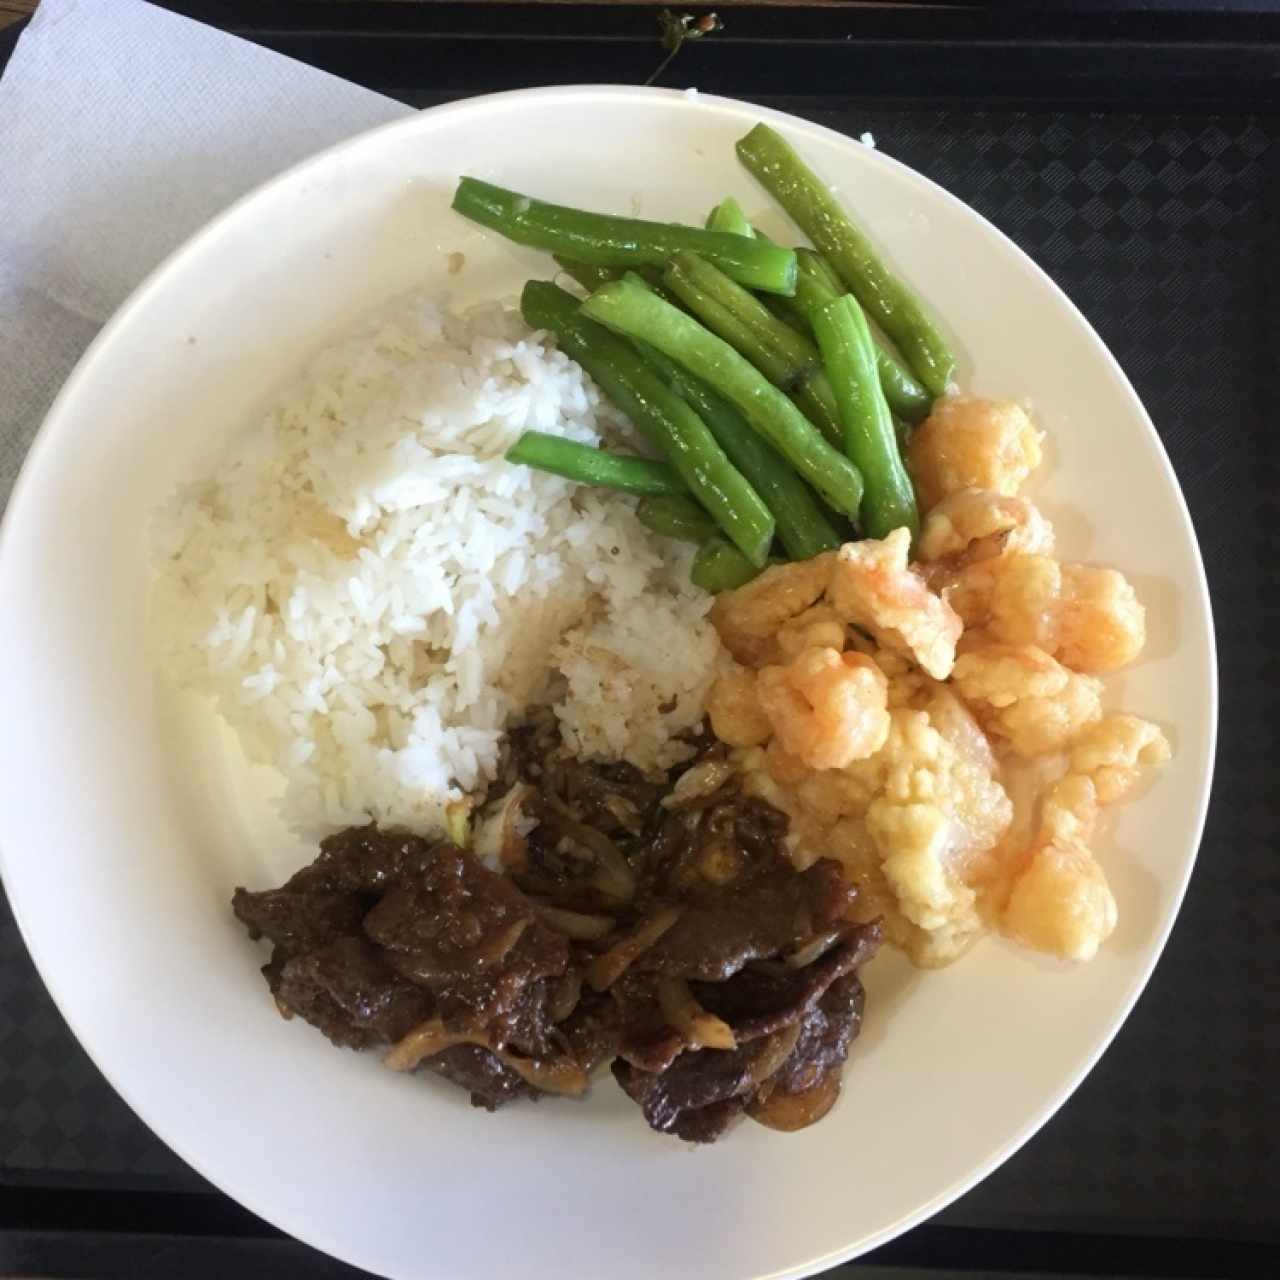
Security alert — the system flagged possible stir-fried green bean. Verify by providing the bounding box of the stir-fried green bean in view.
[521,281,774,565]
[791,249,933,425]
[455,178,798,294]
[505,432,686,498]
[636,495,719,543]
[553,256,668,299]
[705,197,754,237]
[637,338,841,560]
[736,124,956,395]
[662,252,844,445]
[813,296,919,540]
[582,278,864,521]
[552,256,624,294]
[690,536,760,592]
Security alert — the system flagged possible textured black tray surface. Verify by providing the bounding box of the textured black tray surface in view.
[1,12,1277,1276]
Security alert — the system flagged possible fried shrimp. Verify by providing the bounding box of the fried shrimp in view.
[907,396,1044,510]
[756,647,890,770]
[829,529,962,679]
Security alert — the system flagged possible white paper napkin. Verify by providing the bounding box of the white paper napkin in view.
[0,0,413,512]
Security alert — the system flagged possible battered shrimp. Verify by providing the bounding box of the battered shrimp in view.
[988,553,1062,649]
[774,603,846,661]
[1056,565,1147,673]
[946,554,1148,675]
[917,488,1055,566]
[1002,833,1117,961]
[756,647,890,770]
[951,641,1102,757]
[1070,714,1170,804]
[828,528,962,680]
[709,553,834,665]
[1001,773,1116,962]
[907,396,1044,511]
[706,661,772,748]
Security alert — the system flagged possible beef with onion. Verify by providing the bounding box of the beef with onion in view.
[232,724,882,1142]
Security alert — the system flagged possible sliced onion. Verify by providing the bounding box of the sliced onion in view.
[445,801,472,849]
[501,1052,587,1097]
[548,970,583,1023]
[661,758,736,810]
[472,783,535,872]
[545,797,636,900]
[474,916,529,969]
[602,792,643,834]
[746,1022,803,1090]
[657,978,737,1050]
[384,1017,587,1096]
[533,904,616,941]
[586,908,682,992]
[384,1017,465,1072]
[783,929,844,969]
[748,1072,842,1132]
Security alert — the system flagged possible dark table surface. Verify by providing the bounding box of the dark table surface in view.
[2,5,1278,1278]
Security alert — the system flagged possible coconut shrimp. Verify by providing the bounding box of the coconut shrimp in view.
[828,528,963,680]
[907,396,1044,510]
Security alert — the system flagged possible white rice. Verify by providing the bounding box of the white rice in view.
[152,295,720,836]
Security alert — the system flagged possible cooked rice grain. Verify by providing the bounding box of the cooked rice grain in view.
[152,297,717,835]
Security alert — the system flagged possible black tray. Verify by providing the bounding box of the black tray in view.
[2,5,1277,1277]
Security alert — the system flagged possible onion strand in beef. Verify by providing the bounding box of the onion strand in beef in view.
[533,904,616,941]
[231,726,882,1143]
[385,1018,588,1097]
[587,908,682,991]
[657,978,737,1050]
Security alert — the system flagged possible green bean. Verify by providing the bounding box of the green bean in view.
[616,271,841,560]
[505,432,685,497]
[636,495,719,543]
[793,250,933,425]
[582,278,864,521]
[736,124,956,395]
[553,256,667,298]
[813,296,919,540]
[521,281,774,566]
[706,197,754,237]
[873,345,933,426]
[637,342,840,560]
[690,536,760,592]
[662,252,843,446]
[455,178,797,294]
[552,256,624,294]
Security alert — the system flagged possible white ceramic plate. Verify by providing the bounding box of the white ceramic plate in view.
[0,88,1215,1280]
